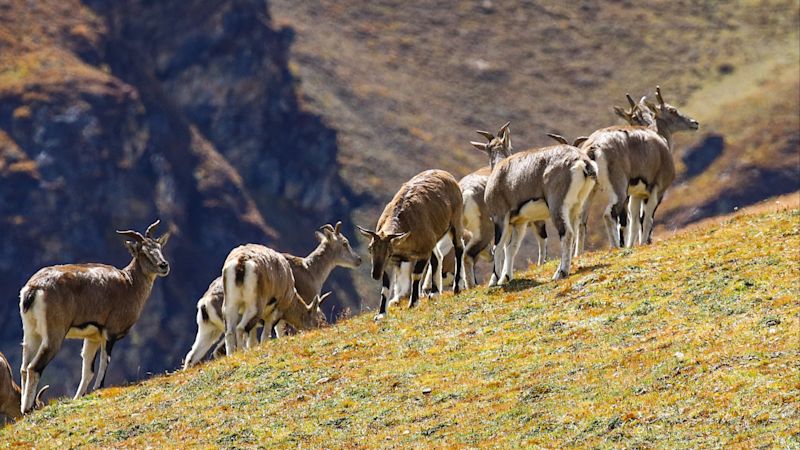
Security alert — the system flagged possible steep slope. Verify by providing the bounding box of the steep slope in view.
[3,207,797,447]
[0,0,357,397]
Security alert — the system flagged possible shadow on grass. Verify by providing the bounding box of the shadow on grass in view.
[490,263,611,293]
[499,278,541,293]
[571,263,610,276]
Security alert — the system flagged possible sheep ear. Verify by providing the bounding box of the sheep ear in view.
[389,232,410,246]
[500,129,509,148]
[497,121,511,137]
[546,133,568,145]
[35,385,50,406]
[158,232,171,247]
[475,130,495,141]
[470,141,489,152]
[145,219,161,238]
[356,226,378,239]
[613,106,628,120]
[124,241,139,257]
[573,136,589,147]
[644,100,659,113]
[314,231,327,242]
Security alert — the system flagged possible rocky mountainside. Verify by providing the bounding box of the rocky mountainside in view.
[0,0,359,396]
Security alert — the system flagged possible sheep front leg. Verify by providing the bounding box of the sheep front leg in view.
[407,259,427,308]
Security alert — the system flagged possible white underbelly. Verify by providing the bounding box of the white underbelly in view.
[462,195,482,236]
[513,199,550,224]
[628,180,649,198]
[66,324,103,340]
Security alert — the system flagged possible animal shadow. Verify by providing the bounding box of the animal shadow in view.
[500,278,540,292]
[570,263,610,276]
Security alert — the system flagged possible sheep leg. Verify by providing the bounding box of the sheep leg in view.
[452,231,464,295]
[533,221,547,265]
[626,196,642,248]
[19,330,42,408]
[407,259,427,308]
[246,327,259,348]
[74,339,100,399]
[93,338,116,390]
[237,303,259,350]
[500,222,527,285]
[552,211,575,280]
[22,329,65,413]
[617,196,629,248]
[434,239,448,295]
[387,262,405,307]
[184,319,223,369]
[574,186,596,257]
[463,239,483,289]
[273,320,289,339]
[642,186,661,244]
[375,265,394,321]
[427,251,440,298]
[490,214,511,286]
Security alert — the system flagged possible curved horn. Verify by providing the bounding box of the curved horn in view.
[319,224,335,234]
[145,219,160,238]
[655,85,665,106]
[356,225,378,239]
[334,221,342,234]
[475,130,495,141]
[546,133,569,145]
[626,93,636,108]
[497,121,511,137]
[35,385,50,407]
[116,230,145,242]
[318,291,333,305]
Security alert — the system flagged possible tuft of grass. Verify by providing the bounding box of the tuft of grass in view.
[2,207,799,447]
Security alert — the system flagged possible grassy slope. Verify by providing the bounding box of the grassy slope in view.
[3,206,798,448]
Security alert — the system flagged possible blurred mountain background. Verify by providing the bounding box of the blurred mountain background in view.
[0,0,797,396]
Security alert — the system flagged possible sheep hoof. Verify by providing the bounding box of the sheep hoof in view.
[488,274,498,286]
[374,313,386,321]
[553,269,568,280]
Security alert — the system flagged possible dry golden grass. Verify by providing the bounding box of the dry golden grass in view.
[3,206,798,448]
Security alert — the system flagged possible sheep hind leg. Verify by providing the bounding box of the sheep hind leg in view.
[533,221,547,265]
[74,338,100,399]
[452,229,464,295]
[626,196,642,248]
[642,187,661,245]
[184,321,223,369]
[552,212,575,280]
[23,329,65,413]
[19,330,42,409]
[489,215,510,286]
[500,222,527,285]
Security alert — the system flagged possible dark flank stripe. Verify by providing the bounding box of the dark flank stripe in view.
[22,290,37,313]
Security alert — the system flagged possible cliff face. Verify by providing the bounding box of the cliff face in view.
[0,0,357,396]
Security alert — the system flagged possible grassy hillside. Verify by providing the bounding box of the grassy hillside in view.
[3,206,798,448]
